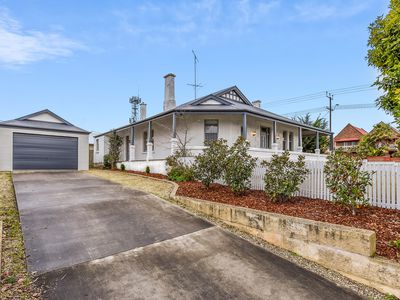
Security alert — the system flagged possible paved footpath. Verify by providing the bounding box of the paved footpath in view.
[13,172,362,300]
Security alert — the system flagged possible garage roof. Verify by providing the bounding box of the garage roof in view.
[0,109,89,134]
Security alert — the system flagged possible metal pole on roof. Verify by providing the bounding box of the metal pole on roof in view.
[187,50,203,101]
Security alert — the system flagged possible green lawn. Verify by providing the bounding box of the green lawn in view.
[0,172,40,299]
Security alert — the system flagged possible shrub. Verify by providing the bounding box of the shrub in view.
[167,166,194,182]
[166,155,194,182]
[145,166,150,173]
[357,122,396,157]
[389,239,400,250]
[103,154,111,169]
[120,163,126,171]
[261,151,308,202]
[108,131,123,169]
[193,139,228,188]
[324,150,373,215]
[224,137,256,194]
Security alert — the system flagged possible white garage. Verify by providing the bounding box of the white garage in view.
[0,109,89,171]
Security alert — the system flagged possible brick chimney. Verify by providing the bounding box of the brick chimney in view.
[140,102,147,120]
[163,73,176,111]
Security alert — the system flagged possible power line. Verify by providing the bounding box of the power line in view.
[266,84,376,107]
[284,103,376,117]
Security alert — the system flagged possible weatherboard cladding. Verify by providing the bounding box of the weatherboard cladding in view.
[95,86,332,138]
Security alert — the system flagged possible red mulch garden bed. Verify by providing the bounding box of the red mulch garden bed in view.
[176,181,400,261]
[117,170,400,261]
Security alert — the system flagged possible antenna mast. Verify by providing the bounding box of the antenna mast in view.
[187,50,202,100]
[129,95,142,124]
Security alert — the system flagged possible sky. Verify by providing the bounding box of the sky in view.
[0,0,395,134]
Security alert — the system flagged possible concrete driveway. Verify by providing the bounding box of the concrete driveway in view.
[14,172,361,300]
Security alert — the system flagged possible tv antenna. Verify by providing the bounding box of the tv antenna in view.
[187,50,203,100]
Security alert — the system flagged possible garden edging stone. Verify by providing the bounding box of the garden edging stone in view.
[174,195,400,298]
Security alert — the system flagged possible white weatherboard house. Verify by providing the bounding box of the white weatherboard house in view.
[94,74,332,173]
[0,109,89,171]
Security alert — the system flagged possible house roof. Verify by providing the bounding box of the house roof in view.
[0,109,89,134]
[370,121,400,137]
[95,86,332,138]
[334,123,367,142]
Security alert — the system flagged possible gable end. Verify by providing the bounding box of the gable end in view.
[16,109,72,125]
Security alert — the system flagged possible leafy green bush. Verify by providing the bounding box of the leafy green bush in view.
[224,137,256,194]
[324,150,373,215]
[166,155,194,182]
[108,131,123,169]
[358,122,397,157]
[145,166,150,173]
[193,139,228,188]
[389,239,400,250]
[167,166,194,182]
[120,163,126,171]
[261,151,308,202]
[103,154,111,169]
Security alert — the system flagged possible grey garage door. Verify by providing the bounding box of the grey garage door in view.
[13,133,78,170]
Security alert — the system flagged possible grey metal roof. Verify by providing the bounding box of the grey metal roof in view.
[96,86,332,137]
[0,109,89,134]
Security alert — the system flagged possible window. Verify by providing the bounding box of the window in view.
[343,141,357,147]
[204,120,218,142]
[260,127,271,149]
[95,139,99,152]
[289,132,294,151]
[143,130,154,152]
[282,131,288,150]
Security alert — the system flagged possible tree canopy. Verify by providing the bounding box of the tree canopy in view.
[295,113,329,153]
[367,0,400,127]
[358,122,399,157]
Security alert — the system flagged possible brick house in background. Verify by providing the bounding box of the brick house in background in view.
[334,123,368,151]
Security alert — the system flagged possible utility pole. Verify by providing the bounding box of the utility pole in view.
[326,91,337,151]
[326,91,333,132]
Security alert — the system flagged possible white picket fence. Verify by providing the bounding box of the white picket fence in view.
[122,154,400,210]
[251,160,400,210]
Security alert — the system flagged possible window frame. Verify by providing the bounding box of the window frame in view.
[282,131,288,150]
[289,132,294,151]
[204,119,219,142]
[260,126,271,149]
[95,139,99,152]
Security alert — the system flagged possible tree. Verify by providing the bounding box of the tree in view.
[324,150,373,215]
[224,137,257,194]
[367,0,400,127]
[193,139,228,188]
[261,151,308,202]
[295,113,329,153]
[108,131,123,169]
[358,122,398,157]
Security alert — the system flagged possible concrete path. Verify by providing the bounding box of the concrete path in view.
[14,172,362,300]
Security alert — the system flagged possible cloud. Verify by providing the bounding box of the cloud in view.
[293,0,370,21]
[0,7,84,66]
[113,0,279,46]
